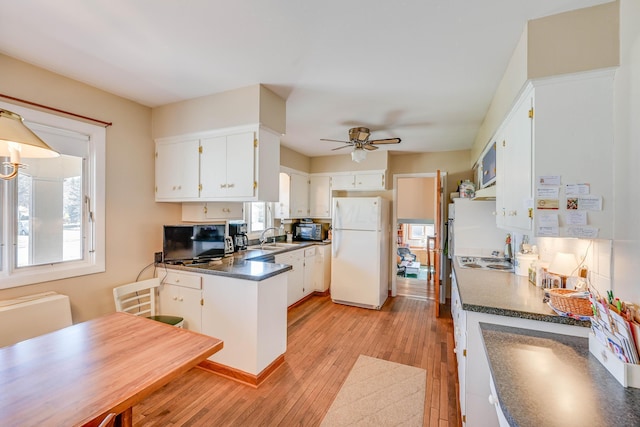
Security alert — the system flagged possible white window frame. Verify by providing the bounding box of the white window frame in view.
[0,101,105,289]
[244,201,275,238]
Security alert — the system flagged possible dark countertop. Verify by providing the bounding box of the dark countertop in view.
[163,241,329,281]
[480,322,640,427]
[453,259,590,327]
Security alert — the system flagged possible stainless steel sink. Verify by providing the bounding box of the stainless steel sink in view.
[248,242,302,251]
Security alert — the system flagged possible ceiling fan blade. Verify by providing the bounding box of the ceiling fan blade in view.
[369,138,401,145]
[321,138,351,144]
[363,144,379,151]
[331,145,353,151]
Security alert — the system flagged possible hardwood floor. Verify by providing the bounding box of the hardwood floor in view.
[133,295,460,426]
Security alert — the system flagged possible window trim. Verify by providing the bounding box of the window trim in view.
[0,101,105,289]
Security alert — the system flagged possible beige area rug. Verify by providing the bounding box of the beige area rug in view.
[321,355,426,426]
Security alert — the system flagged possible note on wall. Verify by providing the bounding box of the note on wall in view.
[537,175,561,186]
[537,187,559,199]
[565,184,590,196]
[536,213,559,236]
[566,195,602,211]
[565,210,587,225]
[567,226,599,238]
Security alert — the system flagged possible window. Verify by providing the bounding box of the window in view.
[244,202,274,235]
[0,102,105,289]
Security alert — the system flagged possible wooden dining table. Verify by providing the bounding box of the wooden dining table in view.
[0,311,223,427]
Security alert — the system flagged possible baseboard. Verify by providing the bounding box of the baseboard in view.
[197,354,285,388]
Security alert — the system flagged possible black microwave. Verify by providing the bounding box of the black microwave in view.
[163,224,226,263]
[294,223,324,241]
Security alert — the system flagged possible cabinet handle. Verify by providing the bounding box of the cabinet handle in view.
[488,394,498,405]
[173,296,178,301]
[179,297,184,302]
[220,184,227,188]
[228,183,235,188]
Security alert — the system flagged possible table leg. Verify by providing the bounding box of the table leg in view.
[114,408,133,427]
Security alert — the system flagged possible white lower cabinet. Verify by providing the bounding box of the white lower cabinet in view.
[200,274,287,376]
[313,244,331,292]
[451,270,588,426]
[489,376,510,427]
[158,270,203,332]
[275,247,315,306]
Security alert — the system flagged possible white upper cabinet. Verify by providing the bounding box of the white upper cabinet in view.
[331,170,386,191]
[309,175,331,218]
[276,170,310,219]
[155,125,280,203]
[155,138,201,200]
[494,70,614,238]
[200,132,255,199]
[495,88,533,231]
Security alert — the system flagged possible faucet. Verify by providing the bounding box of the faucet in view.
[259,227,280,246]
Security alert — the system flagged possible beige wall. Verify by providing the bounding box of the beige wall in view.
[280,145,311,172]
[0,54,181,323]
[471,1,620,166]
[528,2,619,79]
[151,84,286,139]
[389,150,473,200]
[397,177,435,221]
[311,150,388,173]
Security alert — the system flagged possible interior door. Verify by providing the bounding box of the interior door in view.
[435,170,442,318]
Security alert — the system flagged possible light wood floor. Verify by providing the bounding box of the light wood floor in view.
[133,295,459,426]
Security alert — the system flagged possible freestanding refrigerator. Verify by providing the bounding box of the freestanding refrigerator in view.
[331,197,389,309]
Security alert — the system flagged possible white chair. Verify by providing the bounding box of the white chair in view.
[112,278,184,328]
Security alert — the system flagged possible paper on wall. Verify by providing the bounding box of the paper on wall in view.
[565,184,590,196]
[537,187,559,198]
[567,226,599,238]
[537,175,561,186]
[565,210,587,226]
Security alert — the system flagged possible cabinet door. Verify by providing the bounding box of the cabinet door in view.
[200,136,228,198]
[156,139,200,200]
[225,132,256,198]
[309,175,331,218]
[502,93,533,231]
[182,202,243,221]
[275,172,291,219]
[290,173,309,218]
[354,172,385,190]
[158,283,202,332]
[302,247,316,298]
[276,250,304,306]
[331,174,355,190]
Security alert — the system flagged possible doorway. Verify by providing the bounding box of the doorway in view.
[392,173,446,303]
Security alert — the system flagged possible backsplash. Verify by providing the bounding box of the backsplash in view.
[534,237,612,295]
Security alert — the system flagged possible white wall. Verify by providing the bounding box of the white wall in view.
[612,0,640,302]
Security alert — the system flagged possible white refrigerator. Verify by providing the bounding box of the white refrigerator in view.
[331,197,389,309]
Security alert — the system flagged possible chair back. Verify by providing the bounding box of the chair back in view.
[113,278,161,318]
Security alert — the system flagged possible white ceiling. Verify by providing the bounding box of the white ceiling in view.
[0,0,610,157]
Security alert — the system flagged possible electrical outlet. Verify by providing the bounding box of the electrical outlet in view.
[154,252,163,264]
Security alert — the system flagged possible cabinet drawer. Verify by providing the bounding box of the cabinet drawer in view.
[162,271,202,289]
[304,247,317,257]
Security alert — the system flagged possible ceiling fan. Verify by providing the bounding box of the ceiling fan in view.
[321,127,401,162]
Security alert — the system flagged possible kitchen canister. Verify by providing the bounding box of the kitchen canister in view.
[459,180,476,198]
[515,252,538,277]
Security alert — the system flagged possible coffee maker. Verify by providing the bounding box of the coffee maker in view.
[228,221,248,251]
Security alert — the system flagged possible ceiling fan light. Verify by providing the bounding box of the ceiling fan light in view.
[351,148,367,163]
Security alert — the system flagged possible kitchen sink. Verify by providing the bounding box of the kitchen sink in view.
[249,242,302,251]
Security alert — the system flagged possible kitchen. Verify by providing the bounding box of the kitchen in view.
[0,1,639,426]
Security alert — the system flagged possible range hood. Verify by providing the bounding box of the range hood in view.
[472,185,496,200]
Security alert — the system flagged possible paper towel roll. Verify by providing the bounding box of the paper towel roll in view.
[515,252,538,277]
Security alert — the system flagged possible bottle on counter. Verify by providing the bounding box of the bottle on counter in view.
[504,233,512,261]
[328,226,332,241]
